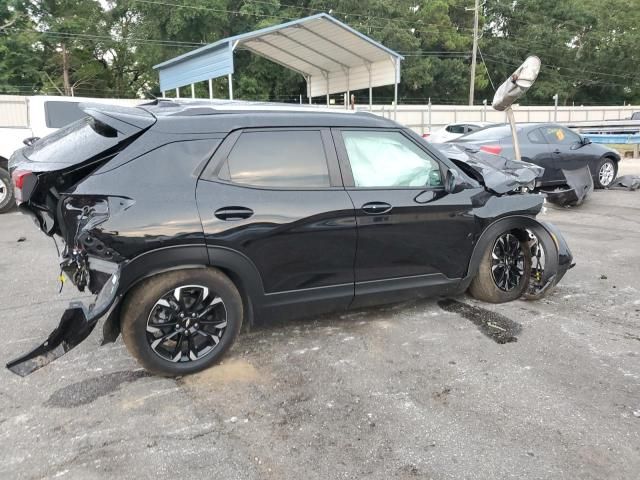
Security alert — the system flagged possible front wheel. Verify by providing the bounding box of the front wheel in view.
[595,157,617,189]
[468,232,531,303]
[120,268,243,376]
[0,168,15,214]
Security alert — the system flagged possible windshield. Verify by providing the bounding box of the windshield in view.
[456,125,514,142]
[24,116,120,164]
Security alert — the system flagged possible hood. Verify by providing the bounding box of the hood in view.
[434,143,544,195]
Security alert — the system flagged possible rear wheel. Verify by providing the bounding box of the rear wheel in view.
[121,268,243,376]
[0,168,15,214]
[595,157,617,189]
[469,232,531,303]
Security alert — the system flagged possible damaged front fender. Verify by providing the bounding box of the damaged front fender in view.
[6,267,121,377]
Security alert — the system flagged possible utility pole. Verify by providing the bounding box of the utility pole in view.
[468,0,480,105]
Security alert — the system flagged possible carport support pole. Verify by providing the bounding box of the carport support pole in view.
[393,57,399,120]
[346,69,350,110]
[161,91,165,98]
[326,76,330,106]
[176,88,180,99]
[368,66,373,111]
[208,79,213,99]
[191,83,195,99]
[228,74,233,100]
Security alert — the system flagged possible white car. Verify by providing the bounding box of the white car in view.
[0,95,140,213]
[423,122,492,143]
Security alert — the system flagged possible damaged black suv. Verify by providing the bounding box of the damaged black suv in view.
[7,100,573,377]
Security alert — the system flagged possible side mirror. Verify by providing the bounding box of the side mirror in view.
[445,168,459,194]
[582,136,592,145]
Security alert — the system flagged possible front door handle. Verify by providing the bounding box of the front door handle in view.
[214,206,254,221]
[552,148,561,154]
[361,201,392,215]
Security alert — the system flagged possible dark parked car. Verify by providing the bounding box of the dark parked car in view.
[7,101,573,377]
[450,123,621,189]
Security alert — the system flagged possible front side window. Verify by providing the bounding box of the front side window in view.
[541,126,581,145]
[224,130,330,188]
[342,131,442,188]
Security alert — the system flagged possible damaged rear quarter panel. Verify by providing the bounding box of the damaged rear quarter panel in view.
[60,133,222,300]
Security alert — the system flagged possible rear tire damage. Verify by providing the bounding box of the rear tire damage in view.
[120,268,243,377]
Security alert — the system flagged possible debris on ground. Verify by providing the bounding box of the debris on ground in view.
[608,175,640,191]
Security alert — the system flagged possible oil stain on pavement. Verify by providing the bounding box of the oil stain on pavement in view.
[438,298,521,344]
[45,370,151,408]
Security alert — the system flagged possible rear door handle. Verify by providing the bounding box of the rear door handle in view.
[553,149,561,154]
[361,201,392,215]
[214,206,254,221]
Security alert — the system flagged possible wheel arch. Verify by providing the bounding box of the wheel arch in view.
[460,215,559,290]
[102,244,264,343]
[0,156,8,171]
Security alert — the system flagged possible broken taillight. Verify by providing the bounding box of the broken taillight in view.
[12,170,34,203]
[479,145,503,155]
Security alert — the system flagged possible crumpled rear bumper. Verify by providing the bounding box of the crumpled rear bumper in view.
[6,268,121,377]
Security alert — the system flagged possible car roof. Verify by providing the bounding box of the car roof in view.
[139,99,400,132]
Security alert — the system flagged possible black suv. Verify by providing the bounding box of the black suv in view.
[7,101,573,377]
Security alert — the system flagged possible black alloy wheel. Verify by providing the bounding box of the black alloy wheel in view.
[490,233,526,292]
[146,285,228,363]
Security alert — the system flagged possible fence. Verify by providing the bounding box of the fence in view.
[1,94,637,135]
[364,104,638,135]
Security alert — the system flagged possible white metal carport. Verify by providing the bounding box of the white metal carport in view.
[153,13,404,109]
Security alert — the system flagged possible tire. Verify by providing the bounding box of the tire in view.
[121,268,243,376]
[468,231,532,303]
[594,157,617,189]
[0,168,15,214]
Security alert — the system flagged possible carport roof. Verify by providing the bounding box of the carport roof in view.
[153,13,404,99]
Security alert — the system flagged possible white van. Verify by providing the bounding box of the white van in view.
[0,95,141,213]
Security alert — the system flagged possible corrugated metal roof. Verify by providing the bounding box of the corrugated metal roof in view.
[154,13,403,97]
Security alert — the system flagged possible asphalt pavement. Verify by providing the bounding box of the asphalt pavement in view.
[1,161,639,480]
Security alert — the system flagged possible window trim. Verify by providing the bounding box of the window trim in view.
[199,127,344,191]
[332,127,446,191]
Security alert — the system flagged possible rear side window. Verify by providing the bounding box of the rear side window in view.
[527,128,547,144]
[223,130,330,188]
[458,125,512,141]
[44,101,84,128]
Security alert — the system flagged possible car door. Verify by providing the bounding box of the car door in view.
[521,127,561,185]
[196,128,357,310]
[332,128,479,307]
[541,125,590,177]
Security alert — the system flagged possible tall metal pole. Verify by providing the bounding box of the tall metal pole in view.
[468,0,480,106]
[505,107,521,161]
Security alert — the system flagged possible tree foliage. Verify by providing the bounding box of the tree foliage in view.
[0,0,637,105]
